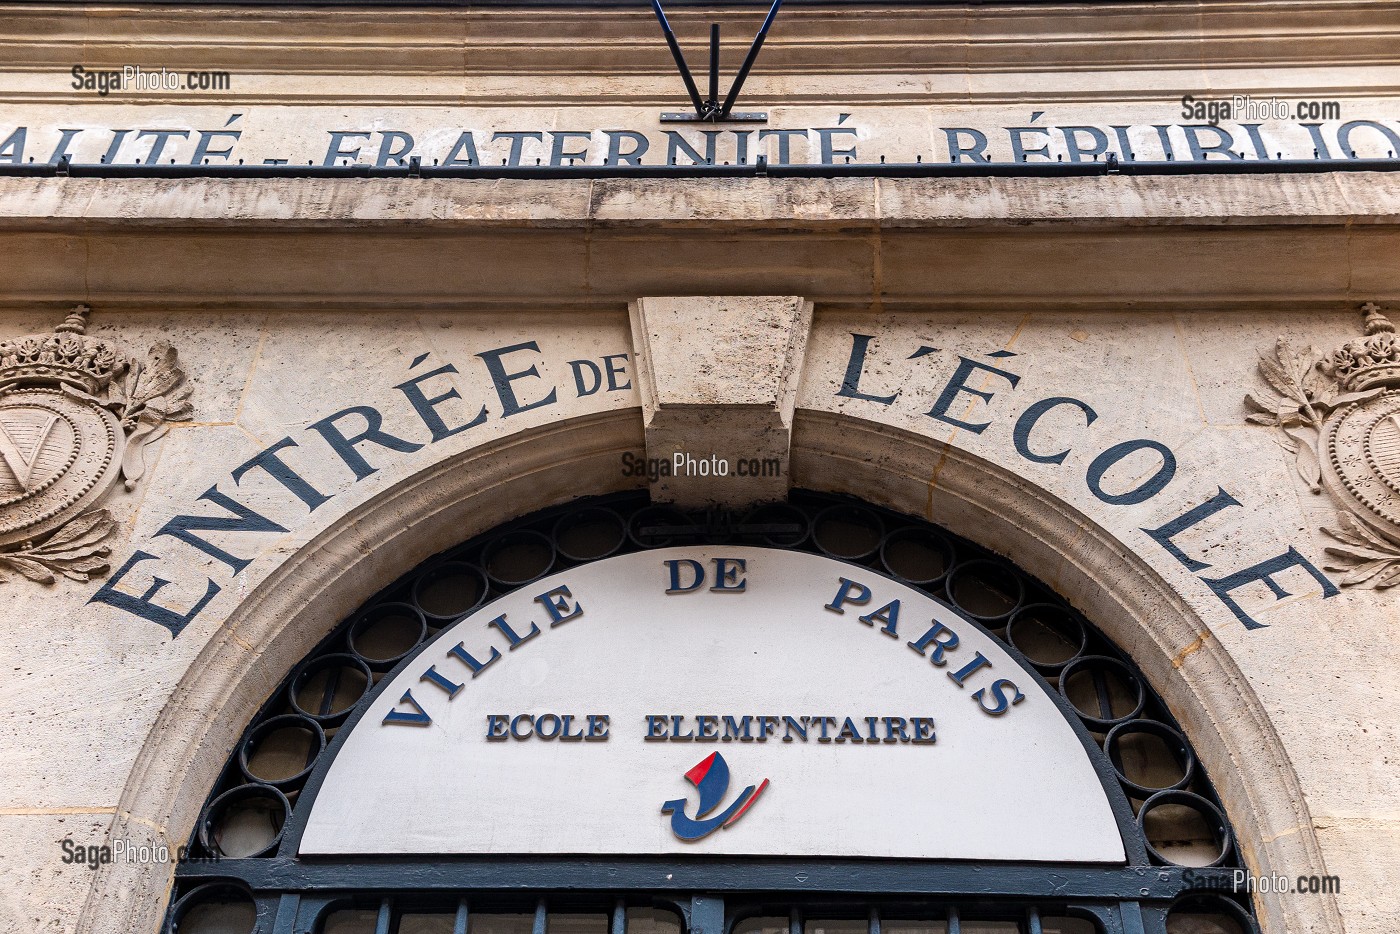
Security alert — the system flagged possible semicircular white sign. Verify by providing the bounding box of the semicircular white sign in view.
[300,546,1126,862]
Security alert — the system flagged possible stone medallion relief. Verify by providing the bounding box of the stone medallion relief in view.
[1248,302,1400,588]
[0,305,191,584]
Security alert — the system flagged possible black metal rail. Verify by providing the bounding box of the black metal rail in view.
[3,155,1399,180]
[3,0,1221,7]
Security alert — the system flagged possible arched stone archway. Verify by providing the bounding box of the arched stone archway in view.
[75,406,1341,934]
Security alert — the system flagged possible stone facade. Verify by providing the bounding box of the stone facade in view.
[0,2,1398,933]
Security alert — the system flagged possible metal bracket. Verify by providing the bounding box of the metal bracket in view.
[660,112,768,124]
[651,0,783,123]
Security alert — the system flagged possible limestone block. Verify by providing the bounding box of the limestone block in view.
[629,295,812,508]
[0,812,114,934]
[1312,819,1400,934]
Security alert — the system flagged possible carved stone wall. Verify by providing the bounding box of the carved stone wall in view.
[0,301,1392,934]
[1,3,1398,934]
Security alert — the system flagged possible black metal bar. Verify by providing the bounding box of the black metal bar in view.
[317,665,338,718]
[272,894,301,934]
[1120,901,1152,934]
[454,898,469,934]
[175,859,1239,900]
[689,896,725,934]
[651,0,706,119]
[1093,668,1115,723]
[708,22,721,117]
[17,0,1223,6]
[5,157,1400,181]
[719,0,783,118]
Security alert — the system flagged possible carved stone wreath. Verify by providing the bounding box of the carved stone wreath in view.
[1246,302,1400,589]
[0,305,193,584]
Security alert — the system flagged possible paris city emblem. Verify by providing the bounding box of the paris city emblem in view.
[0,305,192,584]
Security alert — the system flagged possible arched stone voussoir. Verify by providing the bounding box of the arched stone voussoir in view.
[789,408,1342,934]
[76,409,645,934]
[80,405,1341,934]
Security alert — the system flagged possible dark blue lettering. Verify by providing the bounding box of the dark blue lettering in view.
[1201,548,1340,631]
[383,689,432,727]
[824,576,872,613]
[492,131,544,166]
[549,131,592,166]
[1142,487,1242,571]
[857,600,900,638]
[394,363,487,442]
[535,585,582,626]
[487,613,541,650]
[710,557,747,592]
[88,550,219,637]
[907,620,959,665]
[837,333,899,405]
[155,485,287,574]
[1086,439,1177,505]
[973,679,1025,716]
[569,359,603,397]
[943,127,989,163]
[476,341,558,417]
[927,356,1021,434]
[603,353,631,391]
[307,405,425,480]
[665,558,705,594]
[1014,396,1098,465]
[324,131,371,166]
[231,437,331,510]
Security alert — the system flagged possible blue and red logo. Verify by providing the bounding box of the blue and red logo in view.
[661,752,769,840]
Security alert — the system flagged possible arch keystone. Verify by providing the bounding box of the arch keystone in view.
[629,295,812,508]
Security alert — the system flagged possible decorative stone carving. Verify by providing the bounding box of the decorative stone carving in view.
[1246,303,1400,588]
[0,305,192,584]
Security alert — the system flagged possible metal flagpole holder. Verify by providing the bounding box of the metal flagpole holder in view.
[653,0,783,122]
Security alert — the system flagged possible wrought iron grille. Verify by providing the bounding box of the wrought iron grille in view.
[168,491,1258,934]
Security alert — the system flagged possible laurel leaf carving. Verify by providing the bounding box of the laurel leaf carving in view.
[0,555,56,584]
[40,508,112,547]
[1252,339,1331,426]
[1338,558,1399,586]
[1328,513,1400,550]
[1321,515,1400,589]
[1372,564,1400,588]
[1282,427,1322,492]
[1327,388,1384,410]
[102,341,193,487]
[0,509,116,585]
[1243,392,1276,415]
[1272,431,1300,456]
